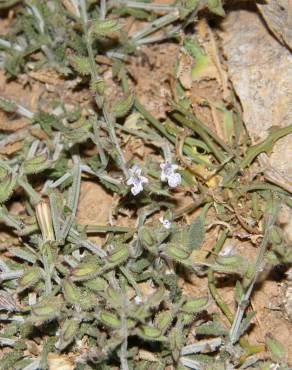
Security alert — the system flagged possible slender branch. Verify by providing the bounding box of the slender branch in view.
[132,11,179,41]
[111,1,176,12]
[229,204,279,343]
[208,229,234,324]
[85,225,134,233]
[79,0,129,178]
[100,0,106,19]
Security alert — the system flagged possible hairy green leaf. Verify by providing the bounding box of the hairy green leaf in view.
[22,153,50,175]
[186,215,205,251]
[89,19,121,36]
[0,173,17,204]
[266,334,286,362]
[69,55,92,76]
[196,322,227,337]
[112,93,134,118]
[30,296,63,322]
[18,267,41,292]
[0,97,17,112]
[62,279,81,305]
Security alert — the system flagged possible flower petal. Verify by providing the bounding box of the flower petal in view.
[131,183,143,195]
[168,172,181,188]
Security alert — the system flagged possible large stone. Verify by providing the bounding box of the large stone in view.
[220,9,292,183]
[220,8,292,242]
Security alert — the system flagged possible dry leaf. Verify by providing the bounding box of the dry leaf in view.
[137,349,159,362]
[29,69,64,86]
[47,353,75,370]
[0,290,18,311]
[0,141,23,155]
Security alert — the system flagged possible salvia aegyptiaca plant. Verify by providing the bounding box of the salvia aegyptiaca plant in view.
[0,1,291,369]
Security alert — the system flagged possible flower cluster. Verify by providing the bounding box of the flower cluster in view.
[127,162,181,196]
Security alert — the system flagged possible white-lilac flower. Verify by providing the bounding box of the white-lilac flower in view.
[167,172,182,188]
[219,244,234,257]
[159,216,172,229]
[134,295,142,304]
[126,165,148,196]
[270,364,280,370]
[160,162,181,188]
[160,162,177,182]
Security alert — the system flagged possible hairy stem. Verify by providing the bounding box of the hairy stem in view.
[79,0,128,178]
[208,229,234,324]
